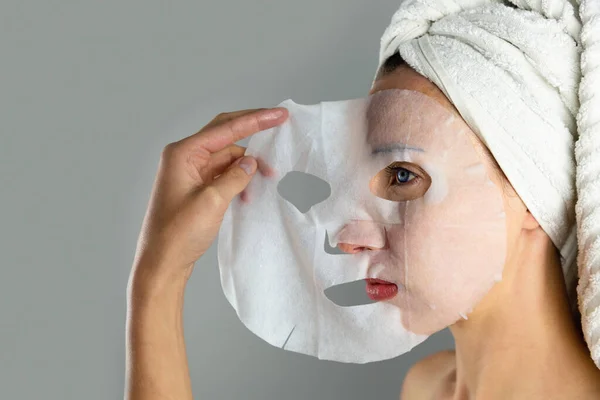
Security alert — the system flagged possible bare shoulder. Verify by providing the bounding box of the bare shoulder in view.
[400,350,456,400]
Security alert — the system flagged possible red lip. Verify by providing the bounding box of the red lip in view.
[365,279,398,301]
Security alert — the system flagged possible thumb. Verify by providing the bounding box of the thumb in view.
[208,156,257,206]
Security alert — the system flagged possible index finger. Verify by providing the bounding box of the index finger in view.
[184,107,288,154]
[203,109,267,131]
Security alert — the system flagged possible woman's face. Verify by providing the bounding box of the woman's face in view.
[334,66,527,334]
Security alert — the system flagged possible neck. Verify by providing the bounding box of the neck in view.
[449,236,600,400]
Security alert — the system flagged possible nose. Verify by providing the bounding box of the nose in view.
[335,220,386,254]
[337,242,384,254]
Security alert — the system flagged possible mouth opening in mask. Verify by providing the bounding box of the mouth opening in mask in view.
[324,278,401,306]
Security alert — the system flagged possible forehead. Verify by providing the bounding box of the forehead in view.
[365,88,466,153]
[370,65,458,114]
[368,67,490,156]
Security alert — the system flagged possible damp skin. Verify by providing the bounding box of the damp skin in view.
[335,89,507,335]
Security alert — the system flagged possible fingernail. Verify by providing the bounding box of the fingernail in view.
[239,157,257,175]
[259,109,285,121]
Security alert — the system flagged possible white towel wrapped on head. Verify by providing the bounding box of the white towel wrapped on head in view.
[376,0,600,366]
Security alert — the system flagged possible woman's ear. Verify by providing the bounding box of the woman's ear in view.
[523,209,541,230]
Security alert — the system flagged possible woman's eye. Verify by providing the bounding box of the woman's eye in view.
[385,165,418,186]
[394,168,416,184]
[370,163,431,202]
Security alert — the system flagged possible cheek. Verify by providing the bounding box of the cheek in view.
[381,203,505,335]
[387,197,506,306]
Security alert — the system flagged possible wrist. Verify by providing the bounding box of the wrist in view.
[128,258,190,307]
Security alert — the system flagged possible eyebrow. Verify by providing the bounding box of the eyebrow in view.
[371,144,425,155]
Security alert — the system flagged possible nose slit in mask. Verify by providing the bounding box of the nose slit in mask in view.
[324,231,345,255]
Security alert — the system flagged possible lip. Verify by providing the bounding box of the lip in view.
[365,278,398,301]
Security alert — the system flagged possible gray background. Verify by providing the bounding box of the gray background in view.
[0,1,454,399]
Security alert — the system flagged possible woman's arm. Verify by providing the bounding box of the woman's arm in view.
[126,268,190,400]
[125,108,288,400]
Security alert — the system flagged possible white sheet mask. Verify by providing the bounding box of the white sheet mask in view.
[217,89,507,363]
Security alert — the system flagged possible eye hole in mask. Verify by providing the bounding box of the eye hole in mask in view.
[370,161,432,202]
[277,171,331,213]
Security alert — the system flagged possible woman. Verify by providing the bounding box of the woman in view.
[125,0,600,399]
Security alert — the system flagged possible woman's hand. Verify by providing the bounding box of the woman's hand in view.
[130,107,288,289]
[125,107,288,400]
